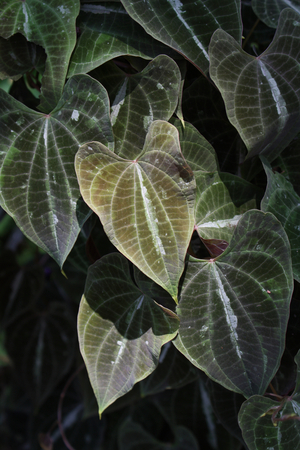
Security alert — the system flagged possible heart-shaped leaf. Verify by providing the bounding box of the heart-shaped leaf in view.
[252,0,300,28]
[174,210,293,397]
[261,157,300,282]
[0,0,80,112]
[209,8,300,160]
[78,253,179,415]
[238,350,300,450]
[75,120,195,301]
[68,3,178,77]
[0,74,113,267]
[121,0,242,74]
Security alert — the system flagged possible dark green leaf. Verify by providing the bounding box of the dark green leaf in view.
[209,9,300,160]
[0,74,113,267]
[252,0,300,28]
[174,210,293,397]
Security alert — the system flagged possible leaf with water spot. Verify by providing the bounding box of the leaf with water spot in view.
[252,0,300,28]
[174,210,293,397]
[75,120,195,302]
[78,253,179,415]
[0,74,113,267]
[209,8,300,160]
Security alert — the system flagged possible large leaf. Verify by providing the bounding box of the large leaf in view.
[78,253,179,415]
[272,136,300,196]
[252,0,300,28]
[0,0,80,112]
[174,210,293,397]
[68,3,178,77]
[261,157,300,282]
[75,120,195,301]
[238,350,300,450]
[0,74,113,267]
[121,0,242,75]
[209,8,300,161]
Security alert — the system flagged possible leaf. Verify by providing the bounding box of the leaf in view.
[68,4,178,77]
[5,301,76,407]
[261,157,300,282]
[0,0,80,112]
[238,351,300,450]
[121,0,242,74]
[75,120,195,301]
[0,74,113,267]
[209,9,300,161]
[272,136,300,196]
[92,55,181,159]
[174,210,293,398]
[252,0,300,28]
[78,253,179,415]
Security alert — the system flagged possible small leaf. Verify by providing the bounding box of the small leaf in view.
[252,0,300,28]
[209,9,300,160]
[76,120,195,301]
[121,0,242,74]
[78,253,179,415]
[261,157,300,282]
[174,210,293,397]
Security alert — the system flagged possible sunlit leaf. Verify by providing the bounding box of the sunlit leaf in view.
[174,210,293,397]
[209,9,300,160]
[121,0,242,74]
[75,120,195,301]
[0,0,80,112]
[0,74,113,267]
[78,253,179,415]
[252,0,300,28]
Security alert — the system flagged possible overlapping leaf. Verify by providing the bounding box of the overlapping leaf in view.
[0,74,113,267]
[75,120,195,301]
[121,0,242,75]
[238,350,300,450]
[78,253,179,415]
[68,3,178,77]
[174,210,293,398]
[209,8,300,160]
[261,157,300,282]
[252,0,300,28]
[0,0,80,112]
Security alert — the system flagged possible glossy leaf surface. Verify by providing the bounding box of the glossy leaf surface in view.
[0,75,113,267]
[0,0,80,112]
[238,351,300,450]
[261,157,300,281]
[78,253,179,415]
[121,0,242,74]
[210,9,300,160]
[174,210,293,397]
[252,0,300,28]
[75,120,195,301]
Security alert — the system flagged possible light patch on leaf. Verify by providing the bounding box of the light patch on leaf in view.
[199,215,241,229]
[71,110,79,121]
[22,3,30,36]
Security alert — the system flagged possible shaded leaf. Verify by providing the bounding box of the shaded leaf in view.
[121,0,242,75]
[209,9,300,160]
[174,210,293,397]
[68,4,178,77]
[0,74,113,267]
[78,253,179,415]
[0,0,80,112]
[238,351,300,450]
[261,157,300,282]
[75,120,195,301]
[252,0,300,28]
[272,135,300,196]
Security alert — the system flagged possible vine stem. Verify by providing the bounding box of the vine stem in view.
[57,363,85,450]
[242,17,260,50]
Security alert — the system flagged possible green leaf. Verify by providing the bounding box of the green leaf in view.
[174,210,293,397]
[78,253,179,415]
[238,351,300,450]
[68,4,178,77]
[0,74,113,267]
[121,0,242,74]
[261,157,300,282]
[75,120,195,301]
[0,0,80,112]
[252,0,300,28]
[209,9,300,160]
[93,55,181,159]
[272,136,300,196]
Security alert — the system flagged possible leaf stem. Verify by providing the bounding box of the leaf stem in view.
[242,18,260,50]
